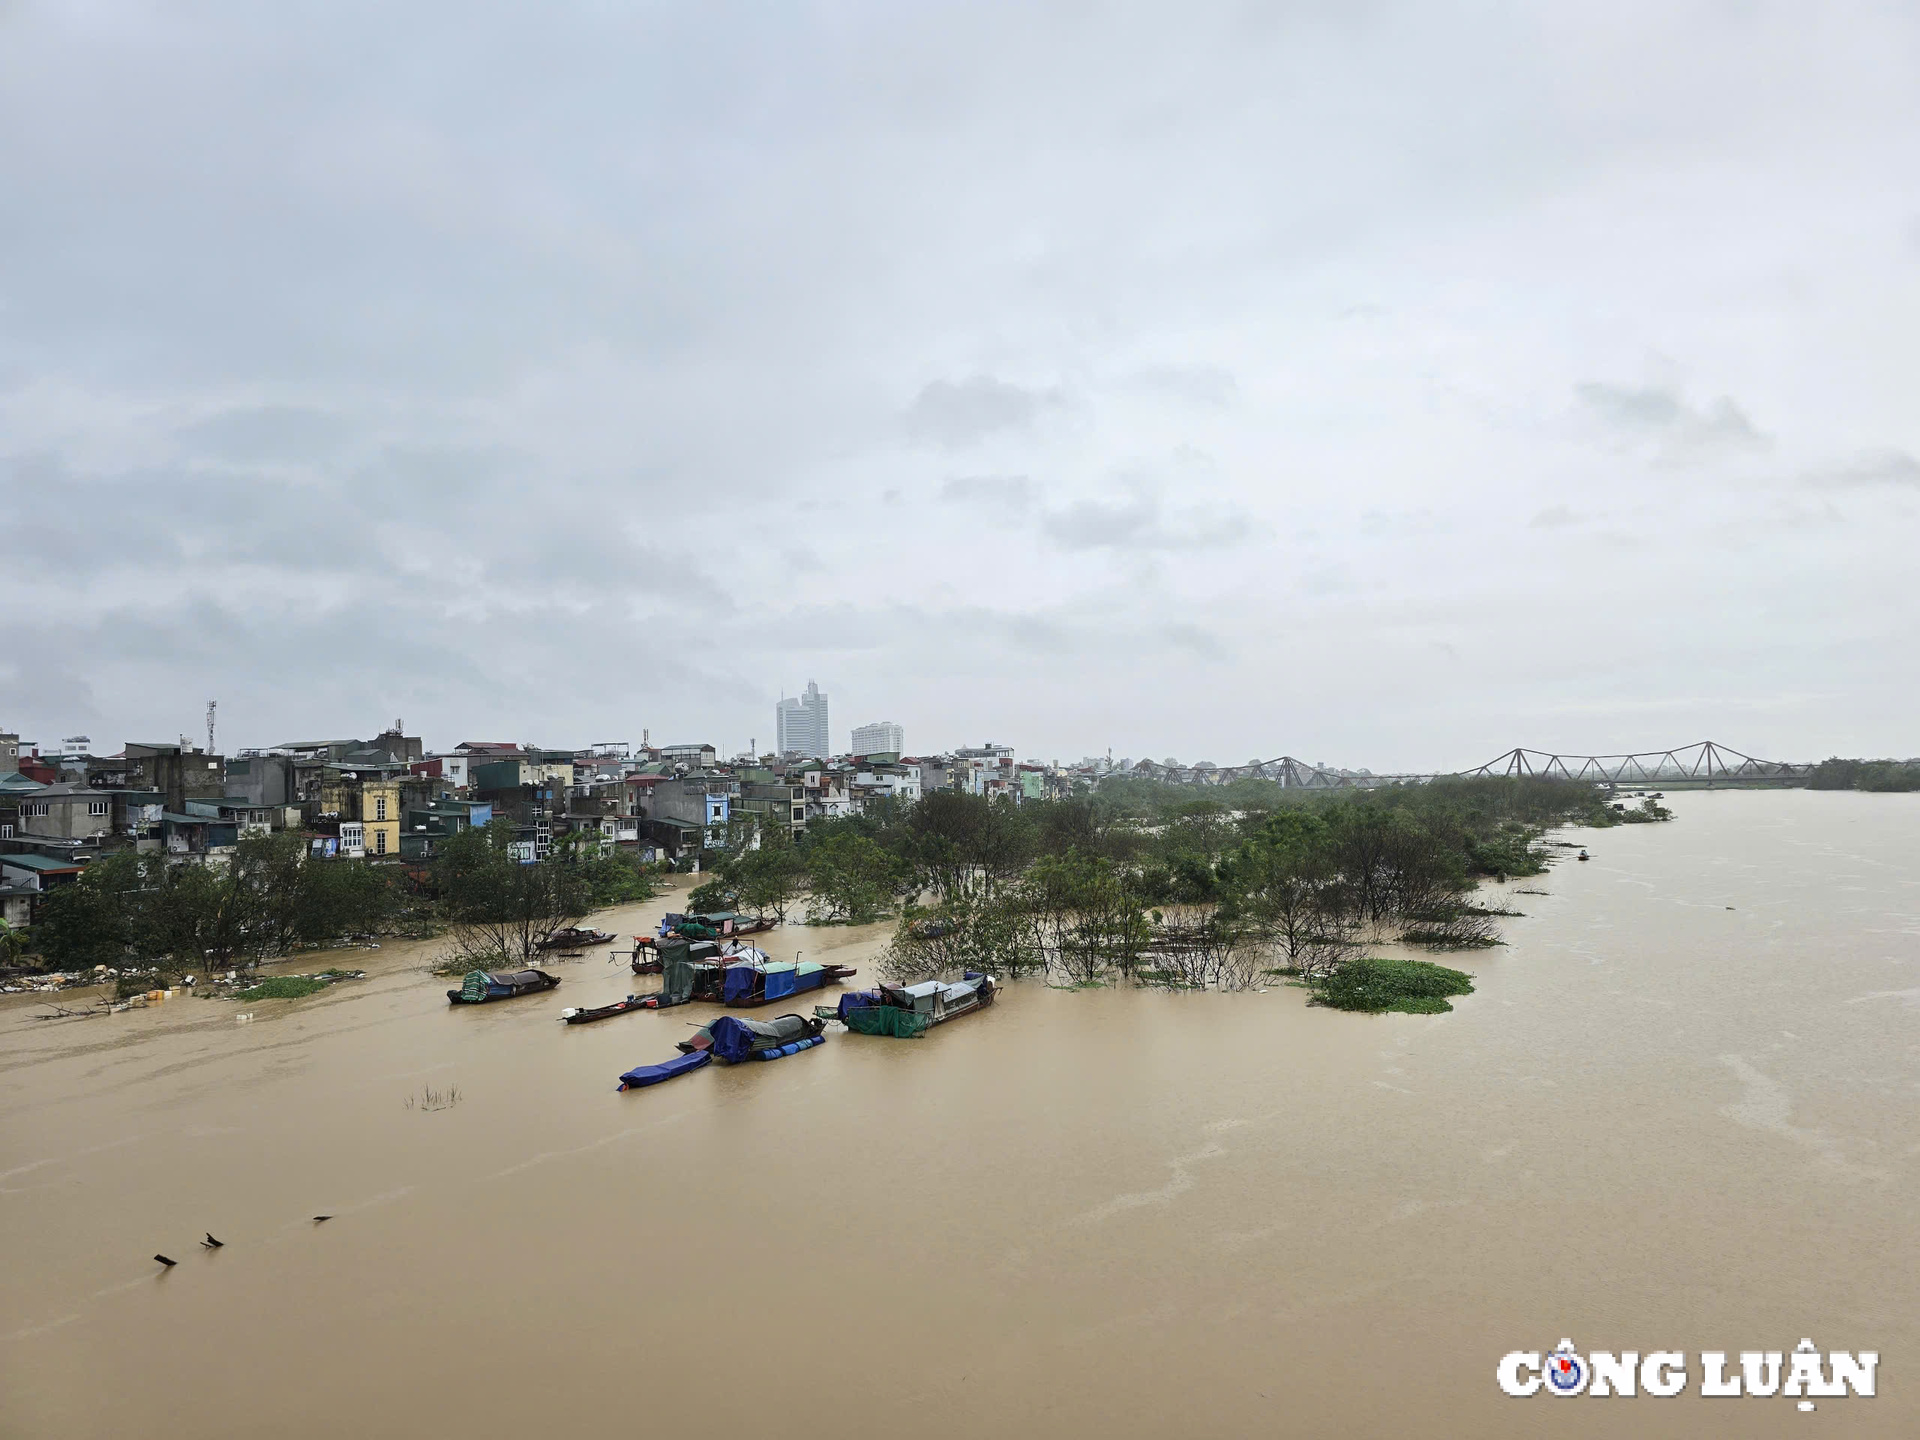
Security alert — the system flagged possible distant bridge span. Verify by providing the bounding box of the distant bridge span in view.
[1132,741,1813,789]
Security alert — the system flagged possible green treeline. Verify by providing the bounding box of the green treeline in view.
[27,823,657,981]
[1807,757,1920,792]
[692,776,1651,1010]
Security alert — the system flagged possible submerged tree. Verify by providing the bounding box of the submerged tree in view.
[434,820,591,969]
[803,831,900,924]
[1220,809,1353,978]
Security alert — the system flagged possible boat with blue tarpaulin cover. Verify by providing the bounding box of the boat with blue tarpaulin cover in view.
[617,1050,712,1090]
[676,1012,827,1062]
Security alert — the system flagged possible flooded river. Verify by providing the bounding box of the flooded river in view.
[3,790,1916,1437]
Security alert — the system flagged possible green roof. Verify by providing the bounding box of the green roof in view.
[0,853,86,871]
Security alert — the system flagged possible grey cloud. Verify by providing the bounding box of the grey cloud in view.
[905,376,1055,448]
[1359,508,1441,537]
[3,3,1918,761]
[1576,382,1769,452]
[938,474,1036,509]
[1161,623,1231,663]
[1131,364,1238,407]
[1530,504,1580,528]
[174,404,354,463]
[1042,491,1249,552]
[1807,449,1920,489]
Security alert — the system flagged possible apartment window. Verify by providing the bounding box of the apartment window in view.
[375,829,387,854]
[27,802,48,817]
[0,824,12,839]
[89,800,109,817]
[375,796,388,821]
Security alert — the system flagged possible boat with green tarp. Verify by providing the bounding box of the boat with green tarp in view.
[447,968,562,1004]
[818,973,996,1036]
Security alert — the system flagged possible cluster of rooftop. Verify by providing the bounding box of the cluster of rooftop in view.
[0,720,1135,929]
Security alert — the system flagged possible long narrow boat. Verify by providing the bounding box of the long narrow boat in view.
[676,1012,827,1061]
[819,973,996,1037]
[538,927,617,951]
[561,995,652,1025]
[617,1050,711,1090]
[447,969,562,1004]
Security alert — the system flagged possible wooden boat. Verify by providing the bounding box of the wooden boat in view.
[676,1012,827,1062]
[629,991,689,1010]
[447,969,562,1004]
[561,994,652,1024]
[617,1050,711,1090]
[819,973,996,1037]
[538,927,617,951]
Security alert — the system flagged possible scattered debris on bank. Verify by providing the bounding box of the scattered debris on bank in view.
[11,963,367,1017]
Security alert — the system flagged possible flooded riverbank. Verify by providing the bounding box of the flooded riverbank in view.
[4,792,1917,1437]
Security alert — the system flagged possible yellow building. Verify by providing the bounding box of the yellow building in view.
[353,777,402,858]
[318,766,405,859]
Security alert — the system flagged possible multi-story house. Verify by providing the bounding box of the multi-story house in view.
[123,742,227,813]
[852,761,921,807]
[318,760,407,859]
[9,782,115,846]
[734,771,808,838]
[645,774,736,851]
[800,765,854,822]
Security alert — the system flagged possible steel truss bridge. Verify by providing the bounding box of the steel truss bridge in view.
[1131,741,1814,790]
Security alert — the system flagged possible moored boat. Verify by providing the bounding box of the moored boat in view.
[617,1050,712,1090]
[561,995,651,1024]
[655,911,777,942]
[676,1012,827,1062]
[720,957,857,1008]
[447,969,562,1004]
[819,973,996,1037]
[538,927,617,951]
[630,934,723,976]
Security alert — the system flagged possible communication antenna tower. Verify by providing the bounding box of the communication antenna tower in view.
[206,700,217,754]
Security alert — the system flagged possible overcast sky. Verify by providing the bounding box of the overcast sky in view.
[4,2,1917,769]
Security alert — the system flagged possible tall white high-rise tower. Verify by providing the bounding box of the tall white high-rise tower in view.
[776,680,830,758]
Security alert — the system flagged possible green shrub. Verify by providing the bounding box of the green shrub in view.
[235,975,332,1001]
[1309,956,1475,1014]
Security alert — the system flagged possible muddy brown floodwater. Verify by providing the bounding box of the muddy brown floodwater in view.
[3,791,1918,1438]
